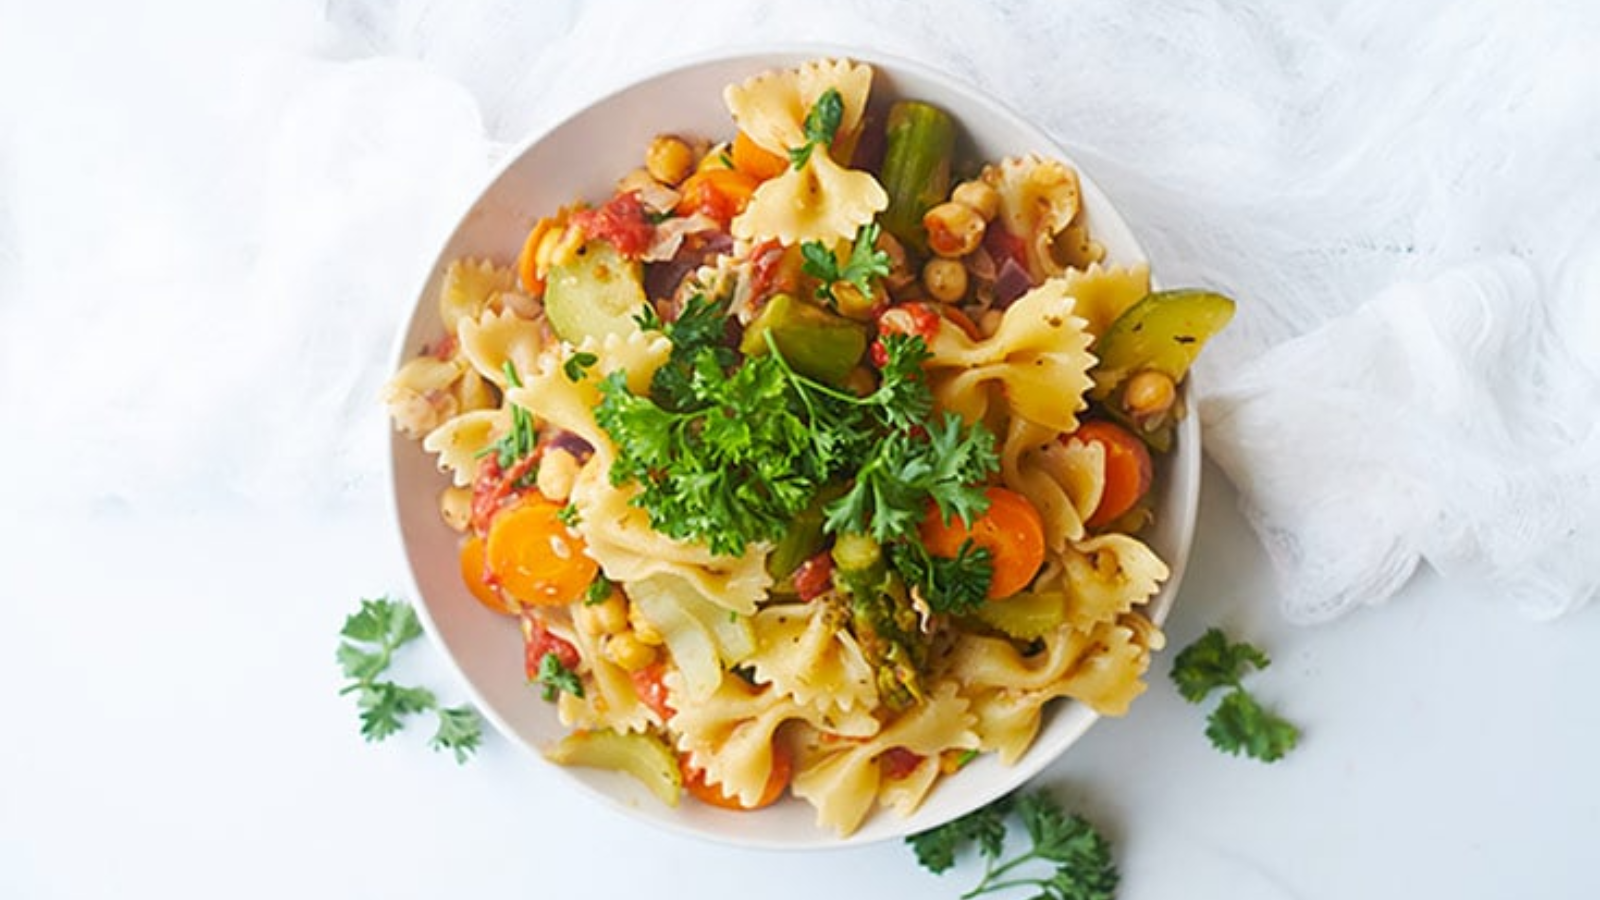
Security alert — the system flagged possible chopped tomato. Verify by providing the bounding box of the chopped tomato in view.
[731,130,789,181]
[675,168,759,228]
[459,534,517,615]
[1070,419,1153,529]
[919,486,1047,600]
[745,239,790,302]
[792,551,834,602]
[469,452,540,537]
[879,747,924,780]
[872,301,943,366]
[427,334,458,361]
[681,744,793,811]
[485,499,598,606]
[522,610,579,677]
[571,191,655,258]
[630,663,674,720]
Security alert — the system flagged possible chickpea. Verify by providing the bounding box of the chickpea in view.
[645,134,695,186]
[923,201,986,258]
[1122,370,1177,417]
[437,485,473,532]
[604,632,658,672]
[951,180,1001,221]
[921,257,969,303]
[536,447,581,503]
[590,592,629,634]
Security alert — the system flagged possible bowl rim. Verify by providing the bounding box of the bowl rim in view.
[384,43,1202,850]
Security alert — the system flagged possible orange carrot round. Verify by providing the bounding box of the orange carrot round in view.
[485,499,597,607]
[919,486,1046,600]
[1072,420,1153,529]
[459,533,518,615]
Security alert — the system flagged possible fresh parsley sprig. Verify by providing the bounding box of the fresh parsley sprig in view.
[480,361,538,472]
[909,790,1119,900]
[891,538,993,616]
[802,222,892,308]
[788,87,844,169]
[336,596,484,763]
[1170,627,1300,762]
[534,652,584,702]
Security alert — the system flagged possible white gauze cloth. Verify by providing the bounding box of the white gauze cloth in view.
[1,0,1596,622]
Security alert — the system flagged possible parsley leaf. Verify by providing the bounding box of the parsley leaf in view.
[336,595,484,763]
[1206,689,1300,763]
[908,793,1011,874]
[824,411,998,544]
[563,351,598,382]
[788,87,844,169]
[891,538,993,615]
[479,362,538,471]
[908,789,1118,900]
[1170,627,1300,762]
[534,651,584,702]
[583,574,614,606]
[430,705,484,763]
[802,223,892,308]
[1170,626,1269,702]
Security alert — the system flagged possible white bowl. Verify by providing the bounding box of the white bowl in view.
[388,46,1200,849]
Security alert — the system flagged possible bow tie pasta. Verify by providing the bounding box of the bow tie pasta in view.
[385,57,1232,837]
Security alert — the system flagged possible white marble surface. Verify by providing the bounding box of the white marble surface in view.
[3,1,1598,898]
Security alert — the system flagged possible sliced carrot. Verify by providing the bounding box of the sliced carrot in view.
[919,486,1046,600]
[459,534,517,615]
[1071,419,1153,529]
[731,130,789,181]
[681,744,793,811]
[674,167,760,228]
[485,500,598,607]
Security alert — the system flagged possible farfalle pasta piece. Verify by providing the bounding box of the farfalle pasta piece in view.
[746,602,878,715]
[1059,533,1170,631]
[421,408,502,487]
[457,307,546,387]
[926,278,1098,433]
[1056,262,1152,343]
[437,258,519,333]
[724,58,872,159]
[789,683,979,835]
[725,59,887,246]
[981,156,1102,281]
[383,355,465,439]
[999,416,1105,551]
[668,669,878,809]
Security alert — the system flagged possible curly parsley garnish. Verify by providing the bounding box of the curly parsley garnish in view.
[479,361,538,475]
[336,596,483,763]
[594,318,997,559]
[908,790,1119,900]
[788,87,844,169]
[802,222,892,308]
[534,651,584,702]
[1170,627,1300,762]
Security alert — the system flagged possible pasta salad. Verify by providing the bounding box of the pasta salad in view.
[384,58,1232,836]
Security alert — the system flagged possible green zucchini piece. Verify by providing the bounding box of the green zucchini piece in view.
[543,240,647,344]
[544,728,682,808]
[1090,289,1236,401]
[969,589,1068,641]
[739,292,867,386]
[877,101,957,257]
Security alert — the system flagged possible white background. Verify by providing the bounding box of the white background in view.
[3,1,1598,898]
